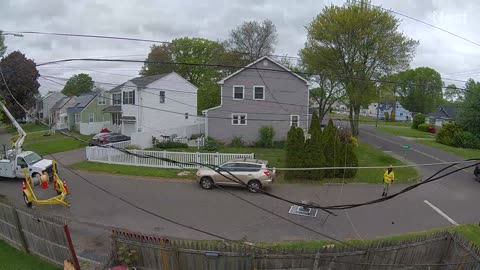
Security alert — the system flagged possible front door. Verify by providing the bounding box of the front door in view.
[16,157,28,178]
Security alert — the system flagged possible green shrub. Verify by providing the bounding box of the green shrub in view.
[202,137,220,151]
[273,141,285,148]
[384,112,390,121]
[126,145,140,150]
[230,136,244,147]
[285,127,305,179]
[322,120,340,178]
[411,113,425,129]
[417,123,430,132]
[302,112,325,180]
[257,126,275,148]
[436,122,462,146]
[452,131,480,149]
[336,140,358,178]
[156,141,189,149]
[190,133,203,140]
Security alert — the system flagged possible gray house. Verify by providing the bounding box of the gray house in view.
[203,56,311,143]
[426,105,458,126]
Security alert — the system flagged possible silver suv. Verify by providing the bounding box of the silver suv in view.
[196,158,274,192]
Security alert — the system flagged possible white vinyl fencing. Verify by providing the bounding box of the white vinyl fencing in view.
[86,147,254,169]
[107,140,132,149]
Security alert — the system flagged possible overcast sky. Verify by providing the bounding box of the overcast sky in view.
[1,0,480,95]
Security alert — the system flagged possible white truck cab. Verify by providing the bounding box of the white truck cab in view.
[0,150,54,183]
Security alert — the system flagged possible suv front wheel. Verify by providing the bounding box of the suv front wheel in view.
[248,180,262,193]
[200,177,214,190]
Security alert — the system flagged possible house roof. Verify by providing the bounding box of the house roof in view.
[66,92,97,113]
[51,96,73,110]
[109,83,125,93]
[103,105,122,113]
[217,56,311,86]
[131,73,170,87]
[427,106,457,119]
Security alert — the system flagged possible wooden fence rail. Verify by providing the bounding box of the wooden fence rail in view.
[0,202,80,269]
[86,147,254,169]
[110,229,480,270]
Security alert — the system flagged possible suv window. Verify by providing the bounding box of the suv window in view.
[235,163,262,172]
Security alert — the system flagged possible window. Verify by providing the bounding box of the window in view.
[159,91,165,103]
[232,113,247,125]
[89,113,94,123]
[112,113,121,125]
[112,93,121,105]
[253,86,265,100]
[185,112,189,119]
[97,94,106,105]
[123,91,135,105]
[290,115,299,127]
[400,113,403,116]
[233,86,244,100]
[17,158,27,168]
[74,114,80,123]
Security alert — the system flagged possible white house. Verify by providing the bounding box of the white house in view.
[103,72,200,147]
[377,101,412,121]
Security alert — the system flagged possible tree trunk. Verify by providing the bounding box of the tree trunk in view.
[349,104,360,137]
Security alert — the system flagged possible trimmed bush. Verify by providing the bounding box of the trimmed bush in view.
[322,119,341,178]
[285,127,305,179]
[417,123,430,132]
[202,137,220,151]
[411,113,425,129]
[302,112,325,180]
[436,122,462,146]
[273,141,285,148]
[230,136,244,147]
[155,141,188,149]
[257,126,275,148]
[452,131,480,149]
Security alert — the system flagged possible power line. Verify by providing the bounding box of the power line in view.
[361,2,480,48]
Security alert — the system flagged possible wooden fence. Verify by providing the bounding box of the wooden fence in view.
[110,229,480,270]
[86,147,254,169]
[0,202,79,268]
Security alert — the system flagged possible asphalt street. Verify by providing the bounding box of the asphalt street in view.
[0,126,479,261]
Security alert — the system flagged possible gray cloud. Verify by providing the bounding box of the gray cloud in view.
[2,0,480,94]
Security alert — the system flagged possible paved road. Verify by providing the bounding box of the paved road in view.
[0,126,479,262]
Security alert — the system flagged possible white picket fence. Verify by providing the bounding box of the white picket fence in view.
[107,140,132,149]
[85,146,254,169]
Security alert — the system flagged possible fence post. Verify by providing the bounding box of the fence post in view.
[107,148,111,163]
[163,150,167,167]
[63,224,81,270]
[312,252,320,270]
[134,150,138,165]
[12,208,29,253]
[215,152,219,165]
[196,152,200,165]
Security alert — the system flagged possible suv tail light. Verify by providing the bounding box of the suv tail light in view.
[102,137,107,144]
[263,171,271,177]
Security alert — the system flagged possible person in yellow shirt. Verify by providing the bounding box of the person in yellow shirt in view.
[382,165,394,197]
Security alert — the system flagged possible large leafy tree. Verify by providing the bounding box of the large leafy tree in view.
[226,19,278,62]
[309,76,345,124]
[61,73,94,96]
[457,79,480,135]
[444,83,464,103]
[140,44,174,76]
[390,67,443,114]
[0,51,40,120]
[0,31,6,58]
[300,0,418,136]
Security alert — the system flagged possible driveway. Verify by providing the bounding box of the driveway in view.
[0,125,479,262]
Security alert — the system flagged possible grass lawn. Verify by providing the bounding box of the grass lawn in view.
[263,224,480,249]
[7,123,50,134]
[0,240,60,270]
[149,142,419,184]
[377,126,435,139]
[17,131,93,156]
[416,140,480,159]
[71,161,195,179]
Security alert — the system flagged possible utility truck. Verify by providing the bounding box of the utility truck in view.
[0,102,55,184]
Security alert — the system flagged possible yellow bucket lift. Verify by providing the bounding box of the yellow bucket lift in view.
[22,161,70,208]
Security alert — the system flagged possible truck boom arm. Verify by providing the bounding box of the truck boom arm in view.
[0,102,26,151]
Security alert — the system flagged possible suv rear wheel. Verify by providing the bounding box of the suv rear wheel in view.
[200,177,214,190]
[248,180,262,193]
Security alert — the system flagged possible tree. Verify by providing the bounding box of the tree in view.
[300,1,418,136]
[226,19,278,62]
[390,67,443,114]
[285,127,305,179]
[303,112,325,180]
[140,44,174,76]
[61,73,94,96]
[0,31,6,58]
[322,120,340,178]
[444,84,464,103]
[457,79,480,135]
[0,51,40,121]
[309,76,345,123]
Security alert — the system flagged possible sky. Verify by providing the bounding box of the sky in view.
[1,0,480,95]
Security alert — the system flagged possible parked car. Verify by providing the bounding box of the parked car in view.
[196,158,274,193]
[89,133,130,146]
[475,165,480,182]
